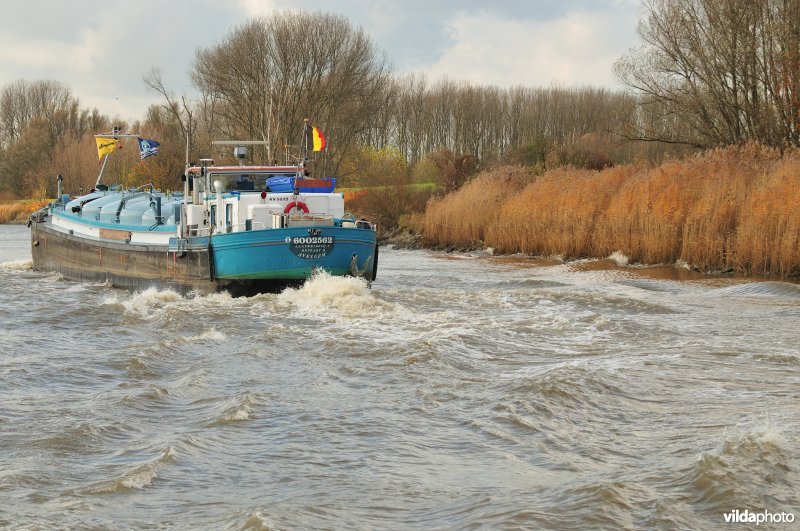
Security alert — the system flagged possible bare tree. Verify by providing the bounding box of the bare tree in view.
[615,0,800,148]
[190,11,392,175]
[0,79,78,148]
[144,68,195,164]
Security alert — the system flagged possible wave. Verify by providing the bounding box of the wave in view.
[78,446,175,494]
[121,384,171,405]
[123,356,160,379]
[492,278,569,290]
[208,392,256,426]
[188,328,227,341]
[493,363,638,436]
[688,424,796,511]
[102,286,183,318]
[532,366,624,404]
[0,259,32,271]
[34,422,131,454]
[234,511,275,531]
[708,281,800,299]
[538,290,677,316]
[277,270,410,320]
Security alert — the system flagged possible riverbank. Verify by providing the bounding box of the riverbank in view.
[0,200,48,224]
[380,230,786,283]
[422,144,800,279]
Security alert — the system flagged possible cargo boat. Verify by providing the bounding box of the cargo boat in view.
[28,132,377,296]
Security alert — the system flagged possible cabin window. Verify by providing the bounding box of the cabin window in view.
[226,203,233,233]
[210,204,216,227]
[209,172,293,193]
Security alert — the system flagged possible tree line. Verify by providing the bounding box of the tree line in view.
[617,0,800,149]
[1,1,797,199]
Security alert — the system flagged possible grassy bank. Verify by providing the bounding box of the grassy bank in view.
[0,199,49,224]
[424,144,800,278]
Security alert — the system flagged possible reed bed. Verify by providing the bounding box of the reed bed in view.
[0,199,48,224]
[423,166,535,249]
[424,144,800,277]
[487,165,634,257]
[732,151,800,277]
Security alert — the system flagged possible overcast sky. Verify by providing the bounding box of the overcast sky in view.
[0,0,641,122]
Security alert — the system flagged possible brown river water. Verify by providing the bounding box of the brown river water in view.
[0,224,798,529]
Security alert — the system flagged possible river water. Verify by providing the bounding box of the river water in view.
[0,223,798,529]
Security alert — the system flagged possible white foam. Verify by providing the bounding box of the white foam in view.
[210,393,256,425]
[118,463,159,489]
[225,402,252,422]
[753,427,786,447]
[193,328,227,341]
[277,270,401,319]
[83,447,175,494]
[119,446,175,489]
[713,419,790,460]
[196,290,236,306]
[0,259,32,271]
[240,511,274,530]
[608,251,629,267]
[103,287,183,318]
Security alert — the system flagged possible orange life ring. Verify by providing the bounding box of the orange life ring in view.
[284,201,309,214]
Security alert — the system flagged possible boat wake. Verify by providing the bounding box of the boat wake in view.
[102,287,183,318]
[277,270,405,319]
[188,328,227,341]
[0,259,32,271]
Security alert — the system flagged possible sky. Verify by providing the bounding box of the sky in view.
[0,0,642,122]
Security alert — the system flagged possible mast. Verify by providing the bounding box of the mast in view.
[322,125,330,179]
[266,96,273,163]
[95,154,111,188]
[94,127,141,187]
[302,118,310,161]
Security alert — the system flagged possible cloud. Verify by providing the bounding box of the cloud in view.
[409,7,637,89]
[0,1,640,121]
[0,0,241,121]
[0,34,96,73]
[234,0,280,18]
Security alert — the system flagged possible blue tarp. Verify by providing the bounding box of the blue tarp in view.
[266,176,336,193]
[265,176,294,193]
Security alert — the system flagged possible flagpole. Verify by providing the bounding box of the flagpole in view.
[322,124,330,178]
[302,118,310,161]
[266,96,273,163]
[95,154,110,187]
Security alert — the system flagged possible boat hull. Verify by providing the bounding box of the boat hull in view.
[209,227,377,280]
[30,220,377,296]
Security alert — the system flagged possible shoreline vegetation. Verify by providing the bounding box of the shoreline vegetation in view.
[0,199,48,224]
[4,144,798,280]
[420,144,799,279]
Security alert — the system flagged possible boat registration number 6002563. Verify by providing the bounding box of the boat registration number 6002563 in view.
[286,235,335,259]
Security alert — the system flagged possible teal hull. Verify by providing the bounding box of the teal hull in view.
[209,226,377,281]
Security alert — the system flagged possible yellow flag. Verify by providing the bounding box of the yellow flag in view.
[95,137,119,159]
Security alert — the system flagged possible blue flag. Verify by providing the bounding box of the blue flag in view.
[137,137,160,160]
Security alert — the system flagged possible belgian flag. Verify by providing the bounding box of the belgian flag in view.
[305,124,326,152]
